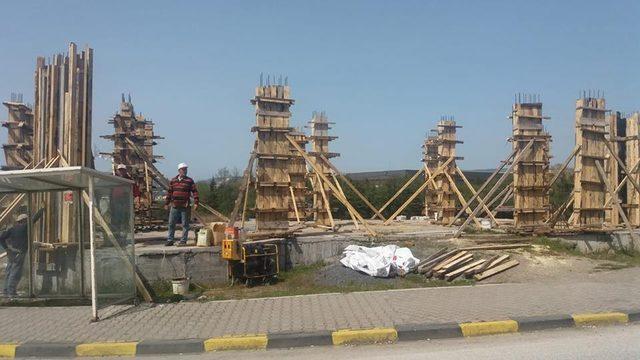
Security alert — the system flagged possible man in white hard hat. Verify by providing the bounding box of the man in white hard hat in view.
[0,208,44,297]
[164,163,199,246]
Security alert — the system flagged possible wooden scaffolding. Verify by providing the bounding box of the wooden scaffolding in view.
[288,128,308,222]
[27,42,94,249]
[422,132,438,219]
[2,93,33,170]
[435,119,462,224]
[308,111,339,228]
[251,80,294,232]
[100,94,165,227]
[571,96,609,228]
[606,111,626,226]
[510,96,551,231]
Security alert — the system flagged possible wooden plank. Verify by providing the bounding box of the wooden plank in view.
[418,249,459,273]
[317,173,335,229]
[289,186,301,223]
[445,259,486,281]
[443,170,482,227]
[431,251,468,272]
[474,260,520,281]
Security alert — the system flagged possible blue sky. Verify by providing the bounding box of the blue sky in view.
[1,0,639,180]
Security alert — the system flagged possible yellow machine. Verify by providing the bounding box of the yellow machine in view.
[221,226,279,286]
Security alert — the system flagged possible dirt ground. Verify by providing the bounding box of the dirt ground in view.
[192,226,639,302]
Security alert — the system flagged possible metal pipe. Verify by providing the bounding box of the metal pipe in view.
[88,178,98,321]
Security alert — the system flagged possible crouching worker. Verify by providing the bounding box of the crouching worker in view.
[165,163,199,246]
[0,208,44,297]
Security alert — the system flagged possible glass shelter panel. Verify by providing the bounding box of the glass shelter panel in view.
[30,190,84,297]
[89,182,136,308]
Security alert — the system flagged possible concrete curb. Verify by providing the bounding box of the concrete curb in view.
[1,310,637,357]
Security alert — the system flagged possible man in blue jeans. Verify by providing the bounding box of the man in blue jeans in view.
[165,163,199,246]
[0,208,44,296]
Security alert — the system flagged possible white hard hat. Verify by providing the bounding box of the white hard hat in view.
[16,214,28,222]
[117,164,127,170]
[178,163,188,169]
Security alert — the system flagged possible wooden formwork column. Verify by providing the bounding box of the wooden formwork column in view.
[510,96,551,231]
[2,94,34,170]
[422,132,439,219]
[435,119,462,224]
[251,81,294,231]
[308,111,339,227]
[572,96,609,229]
[100,95,165,228]
[625,112,640,226]
[288,128,308,221]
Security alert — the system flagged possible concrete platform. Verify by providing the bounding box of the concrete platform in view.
[133,220,456,284]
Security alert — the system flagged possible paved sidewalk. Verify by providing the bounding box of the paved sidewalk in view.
[0,268,639,343]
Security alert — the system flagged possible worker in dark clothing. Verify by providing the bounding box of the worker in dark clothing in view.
[164,163,199,246]
[0,208,44,297]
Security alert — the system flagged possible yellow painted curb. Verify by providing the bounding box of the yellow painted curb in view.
[204,334,268,351]
[0,344,17,358]
[459,320,519,337]
[572,312,629,326]
[75,342,138,357]
[332,328,398,345]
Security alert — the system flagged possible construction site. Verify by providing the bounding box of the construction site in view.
[1,42,640,310]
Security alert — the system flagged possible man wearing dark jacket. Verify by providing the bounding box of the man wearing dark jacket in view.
[165,163,199,246]
[0,208,44,296]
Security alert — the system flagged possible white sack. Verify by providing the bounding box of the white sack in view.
[340,244,420,278]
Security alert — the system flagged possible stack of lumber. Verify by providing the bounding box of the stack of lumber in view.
[416,248,519,282]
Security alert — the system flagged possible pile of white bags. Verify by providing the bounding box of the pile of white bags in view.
[339,244,420,277]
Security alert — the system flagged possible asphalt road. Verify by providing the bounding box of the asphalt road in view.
[104,324,640,360]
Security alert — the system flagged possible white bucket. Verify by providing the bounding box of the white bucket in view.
[171,278,190,295]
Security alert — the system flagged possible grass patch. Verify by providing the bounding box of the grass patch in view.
[533,236,581,256]
[199,262,475,301]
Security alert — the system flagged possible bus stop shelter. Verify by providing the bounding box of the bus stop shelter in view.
[0,166,136,320]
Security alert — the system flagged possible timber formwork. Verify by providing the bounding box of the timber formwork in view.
[422,132,439,218]
[626,112,640,226]
[308,111,339,227]
[251,83,294,231]
[435,119,462,224]
[288,128,308,221]
[606,111,627,226]
[510,98,551,231]
[572,96,609,228]
[31,42,93,250]
[100,95,165,227]
[2,94,33,170]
